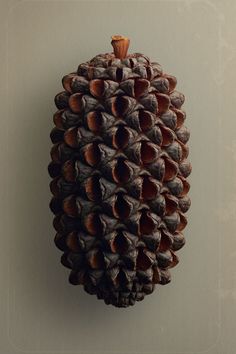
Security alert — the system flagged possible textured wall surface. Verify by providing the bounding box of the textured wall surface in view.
[0,0,235,353]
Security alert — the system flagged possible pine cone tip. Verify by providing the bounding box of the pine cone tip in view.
[111,35,130,59]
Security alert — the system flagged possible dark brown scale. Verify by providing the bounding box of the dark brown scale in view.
[49,35,191,308]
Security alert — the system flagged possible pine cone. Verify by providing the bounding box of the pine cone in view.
[48,35,191,308]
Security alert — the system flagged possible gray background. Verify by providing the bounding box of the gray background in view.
[0,0,235,353]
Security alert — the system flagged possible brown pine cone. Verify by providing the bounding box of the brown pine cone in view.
[48,35,191,308]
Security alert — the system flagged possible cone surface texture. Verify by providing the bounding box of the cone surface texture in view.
[49,39,191,308]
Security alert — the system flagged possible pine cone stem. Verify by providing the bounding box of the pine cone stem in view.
[111,35,130,59]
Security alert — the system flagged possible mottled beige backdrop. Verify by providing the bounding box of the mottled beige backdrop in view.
[0,0,235,353]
